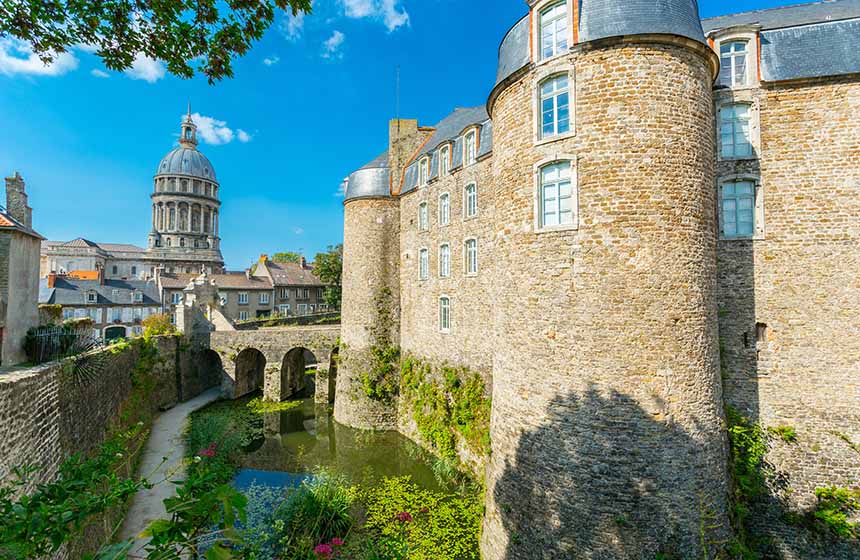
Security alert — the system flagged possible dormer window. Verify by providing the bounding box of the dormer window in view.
[439,145,451,176]
[87,291,97,303]
[719,40,750,88]
[539,2,568,61]
[419,157,430,185]
[464,130,477,167]
[134,292,144,303]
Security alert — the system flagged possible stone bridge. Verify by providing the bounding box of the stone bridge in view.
[209,325,340,403]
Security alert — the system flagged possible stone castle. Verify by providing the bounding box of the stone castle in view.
[335,0,860,558]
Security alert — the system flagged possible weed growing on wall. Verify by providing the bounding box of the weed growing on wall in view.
[725,406,769,559]
[359,287,401,402]
[809,486,860,539]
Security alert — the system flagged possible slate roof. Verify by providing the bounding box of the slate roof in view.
[42,238,147,255]
[578,0,706,44]
[262,261,324,287]
[156,147,218,181]
[701,0,860,32]
[159,273,273,291]
[39,278,161,306]
[343,152,391,201]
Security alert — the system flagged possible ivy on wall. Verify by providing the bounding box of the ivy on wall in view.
[358,287,401,403]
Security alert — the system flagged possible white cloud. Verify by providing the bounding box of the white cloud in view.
[280,8,308,41]
[294,227,305,235]
[184,113,253,146]
[91,69,110,78]
[125,54,165,83]
[263,56,280,66]
[322,30,345,59]
[0,39,79,77]
[340,0,409,31]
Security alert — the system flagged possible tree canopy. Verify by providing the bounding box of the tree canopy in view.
[272,252,301,264]
[0,0,313,83]
[313,244,343,309]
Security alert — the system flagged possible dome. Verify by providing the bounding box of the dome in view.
[155,147,217,182]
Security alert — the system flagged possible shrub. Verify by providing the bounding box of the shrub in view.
[768,425,798,443]
[141,313,176,337]
[811,486,860,539]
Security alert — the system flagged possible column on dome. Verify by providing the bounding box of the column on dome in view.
[168,203,176,231]
[199,205,204,233]
[152,204,156,228]
[204,207,211,234]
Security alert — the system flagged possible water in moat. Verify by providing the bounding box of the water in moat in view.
[232,395,452,494]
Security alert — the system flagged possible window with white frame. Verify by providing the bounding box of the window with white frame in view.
[539,161,575,228]
[464,130,477,166]
[720,180,758,239]
[239,311,249,321]
[439,244,451,278]
[419,248,429,280]
[465,239,478,275]
[259,293,270,305]
[134,292,144,303]
[63,307,74,320]
[418,202,429,231]
[719,41,749,88]
[318,288,325,298]
[439,193,450,226]
[419,157,430,185]
[280,288,289,299]
[298,303,308,315]
[540,74,571,139]
[440,145,451,176]
[439,297,451,333]
[171,293,182,305]
[720,104,753,159]
[279,304,291,315]
[87,291,97,303]
[238,292,249,305]
[540,2,568,60]
[297,288,310,300]
[464,183,477,218]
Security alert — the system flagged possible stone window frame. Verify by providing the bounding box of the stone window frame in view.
[87,290,98,303]
[533,65,576,146]
[439,192,451,227]
[463,182,478,220]
[463,127,480,167]
[709,26,761,91]
[463,237,478,277]
[716,95,760,162]
[418,247,430,281]
[533,154,579,234]
[532,0,573,65]
[439,143,452,177]
[439,242,451,278]
[439,295,451,334]
[238,310,249,321]
[718,174,765,241]
[418,201,430,232]
[419,156,430,186]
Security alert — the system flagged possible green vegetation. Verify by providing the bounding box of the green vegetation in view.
[313,244,343,309]
[400,356,491,461]
[725,406,769,559]
[768,425,798,444]
[810,486,860,539]
[0,0,313,84]
[360,345,401,402]
[141,313,177,337]
[831,431,860,454]
[247,397,303,414]
[273,252,303,264]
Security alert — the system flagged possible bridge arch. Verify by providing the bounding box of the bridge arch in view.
[279,347,318,401]
[234,348,266,398]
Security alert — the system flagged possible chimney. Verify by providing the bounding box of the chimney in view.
[97,265,105,286]
[5,172,33,228]
[388,119,433,195]
[47,273,57,289]
[245,269,251,280]
[300,256,307,269]
[260,254,268,263]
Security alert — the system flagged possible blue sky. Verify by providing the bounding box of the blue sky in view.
[0,0,803,269]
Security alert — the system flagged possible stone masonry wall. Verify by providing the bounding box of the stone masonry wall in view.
[718,75,860,559]
[335,199,401,430]
[481,39,730,560]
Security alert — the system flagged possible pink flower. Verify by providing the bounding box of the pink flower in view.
[331,538,345,546]
[394,511,413,523]
[419,507,429,514]
[198,448,216,457]
[314,544,333,557]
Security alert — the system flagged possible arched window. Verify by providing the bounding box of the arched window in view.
[540,74,570,138]
[720,103,752,159]
[439,296,451,333]
[439,193,450,226]
[539,2,568,60]
[538,161,575,228]
[464,130,477,166]
[168,206,176,230]
[439,244,451,278]
[418,202,429,231]
[419,156,430,186]
[439,145,451,176]
[181,180,188,193]
[464,183,478,218]
[719,41,749,88]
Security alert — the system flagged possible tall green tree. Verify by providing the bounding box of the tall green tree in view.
[313,244,343,309]
[0,0,313,83]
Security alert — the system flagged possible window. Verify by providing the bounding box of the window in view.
[720,180,756,238]
[720,104,753,159]
[464,130,477,166]
[439,297,451,333]
[63,307,74,320]
[132,326,143,336]
[180,238,186,248]
[279,304,291,315]
[539,161,575,228]
[439,193,450,226]
[134,292,144,303]
[238,292,249,305]
[418,202,429,231]
[297,288,310,300]
[280,288,290,299]
[239,311,249,321]
[260,293,270,305]
[297,303,308,315]
[464,183,478,218]
[439,244,451,278]
[112,266,118,275]
[540,2,568,60]
[719,41,749,88]
[87,291,97,303]
[440,145,451,176]
[540,74,570,138]
[171,293,182,305]
[318,288,325,298]
[419,157,430,185]
[131,266,137,276]
[419,248,429,280]
[465,239,478,275]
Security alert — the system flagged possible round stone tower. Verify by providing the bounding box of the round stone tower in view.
[147,107,224,273]
[481,1,728,558]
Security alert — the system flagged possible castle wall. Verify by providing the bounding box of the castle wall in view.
[481,40,730,559]
[335,198,401,429]
[717,75,860,559]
